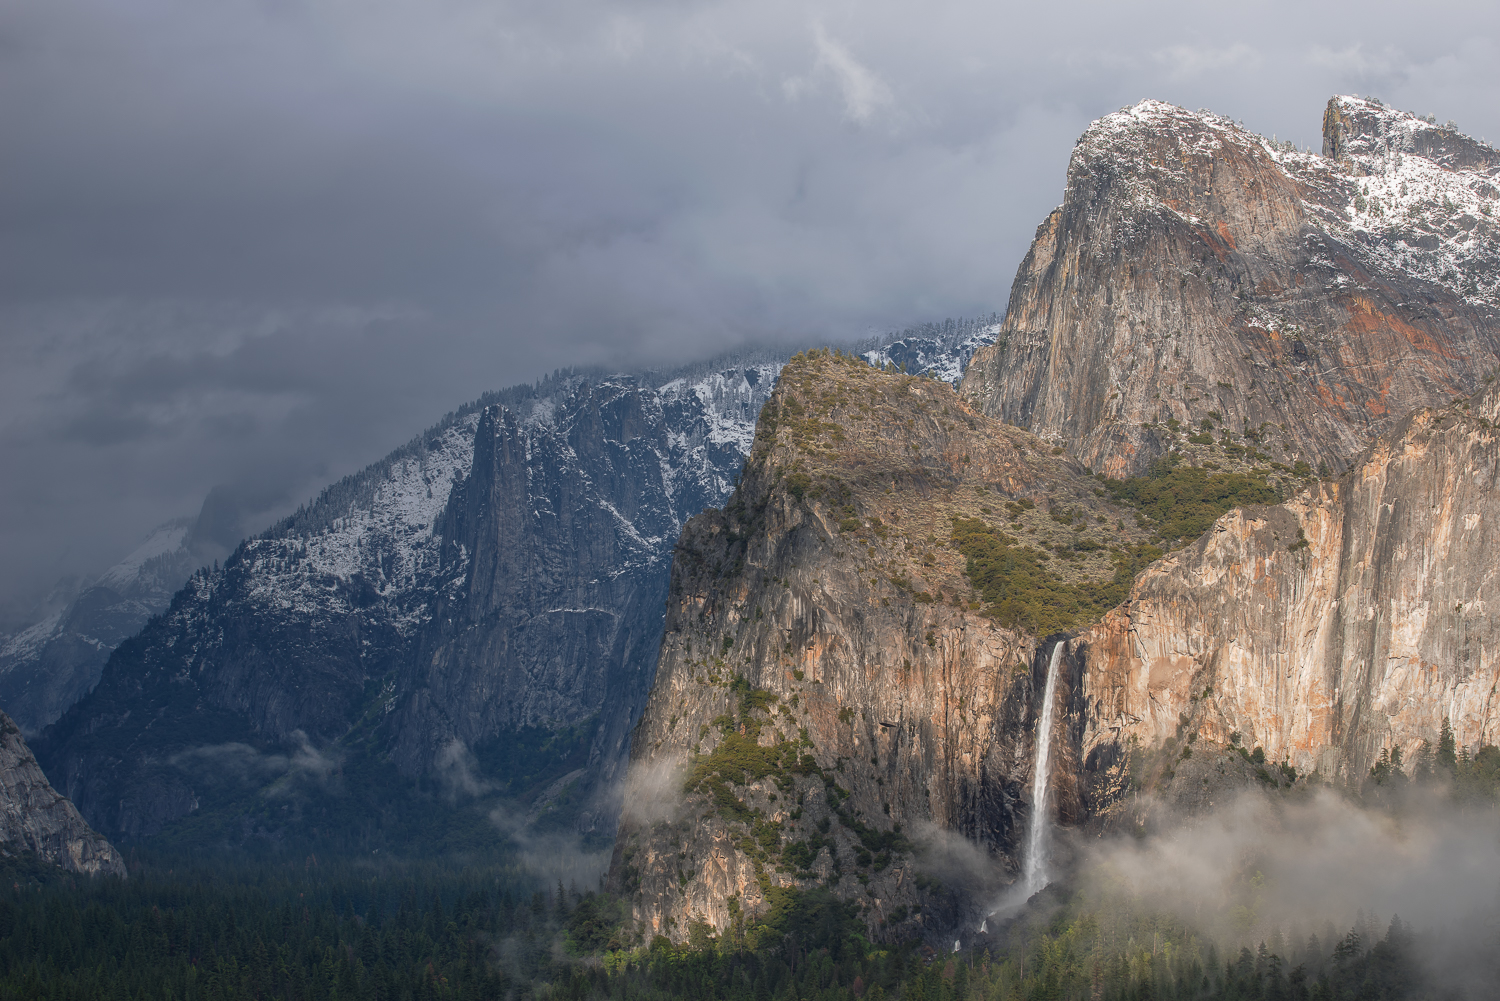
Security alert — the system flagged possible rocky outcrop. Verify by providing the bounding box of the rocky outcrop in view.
[961,97,1500,478]
[1074,381,1500,801]
[38,368,774,841]
[1323,96,1500,174]
[615,363,1500,942]
[616,100,1500,937]
[37,326,995,844]
[0,709,124,876]
[391,374,777,829]
[611,350,1151,942]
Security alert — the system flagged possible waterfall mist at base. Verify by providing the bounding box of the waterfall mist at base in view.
[963,786,1500,996]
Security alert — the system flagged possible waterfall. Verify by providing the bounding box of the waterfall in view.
[1022,640,1064,896]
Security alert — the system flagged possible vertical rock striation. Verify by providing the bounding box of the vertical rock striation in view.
[961,98,1500,478]
[1076,382,1500,799]
[0,709,124,876]
[612,351,1148,941]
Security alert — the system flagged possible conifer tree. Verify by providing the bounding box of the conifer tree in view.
[1438,718,1458,774]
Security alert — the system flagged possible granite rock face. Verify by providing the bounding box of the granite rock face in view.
[1074,382,1500,804]
[390,373,778,822]
[615,345,1500,941]
[0,709,124,876]
[38,368,776,841]
[37,327,995,844]
[617,360,1500,942]
[617,98,1500,940]
[611,351,1148,942]
[961,97,1500,478]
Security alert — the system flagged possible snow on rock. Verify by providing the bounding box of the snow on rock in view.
[234,412,480,632]
[1315,96,1500,309]
[861,322,999,385]
[43,330,995,842]
[94,520,193,592]
[0,517,202,734]
[1075,97,1500,311]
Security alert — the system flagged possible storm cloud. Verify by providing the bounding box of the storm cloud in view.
[3,0,1498,616]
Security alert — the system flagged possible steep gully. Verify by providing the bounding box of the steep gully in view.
[614,96,1500,942]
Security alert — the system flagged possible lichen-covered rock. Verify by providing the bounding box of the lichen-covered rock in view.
[961,97,1500,478]
[0,710,124,876]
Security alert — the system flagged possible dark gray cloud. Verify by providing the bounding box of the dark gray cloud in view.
[3,0,1498,617]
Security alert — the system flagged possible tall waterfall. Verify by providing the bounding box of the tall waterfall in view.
[1022,640,1064,896]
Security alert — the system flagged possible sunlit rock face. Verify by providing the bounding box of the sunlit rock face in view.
[611,351,1151,942]
[614,355,1500,942]
[1075,381,1500,799]
[961,97,1500,479]
[615,99,1500,940]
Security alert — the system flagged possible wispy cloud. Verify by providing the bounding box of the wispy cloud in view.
[1152,42,1261,81]
[812,23,894,124]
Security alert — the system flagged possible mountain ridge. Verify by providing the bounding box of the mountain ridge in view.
[35,322,997,847]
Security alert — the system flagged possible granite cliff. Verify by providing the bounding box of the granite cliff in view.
[1074,381,1500,809]
[615,98,1500,943]
[38,366,779,842]
[0,709,123,876]
[611,350,1156,942]
[616,357,1500,944]
[961,97,1500,478]
[36,324,995,845]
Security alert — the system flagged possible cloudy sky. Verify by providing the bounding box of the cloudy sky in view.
[2,0,1498,622]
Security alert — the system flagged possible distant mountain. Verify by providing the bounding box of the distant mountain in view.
[0,484,282,737]
[0,519,199,736]
[36,322,996,850]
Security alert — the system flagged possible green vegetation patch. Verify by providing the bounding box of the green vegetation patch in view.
[1100,455,1281,545]
[952,517,1161,636]
[685,733,822,825]
[685,676,819,826]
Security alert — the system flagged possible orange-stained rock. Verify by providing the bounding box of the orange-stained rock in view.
[961,98,1500,478]
[1076,385,1500,793]
[609,351,1137,941]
